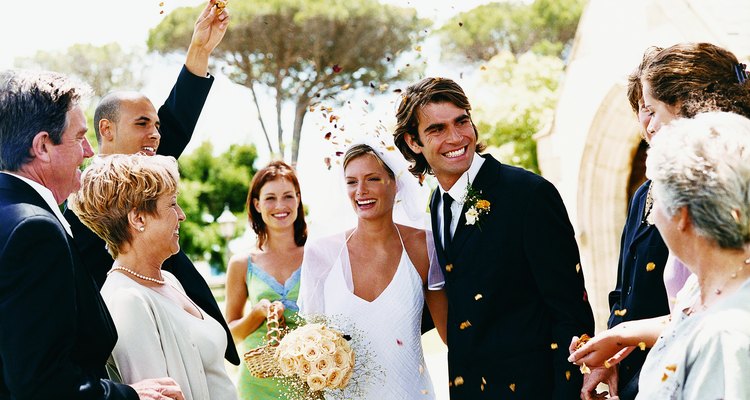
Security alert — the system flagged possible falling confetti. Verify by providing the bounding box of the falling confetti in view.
[576,263,581,273]
[614,309,628,317]
[509,383,516,392]
[665,364,677,372]
[646,262,656,271]
[580,363,591,374]
[459,321,472,330]
[454,376,464,386]
[565,370,571,381]
[550,343,558,350]
[446,263,453,272]
[638,342,647,351]
[474,294,483,301]
[661,373,669,382]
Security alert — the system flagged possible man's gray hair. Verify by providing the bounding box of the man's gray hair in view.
[0,69,91,171]
[647,111,750,249]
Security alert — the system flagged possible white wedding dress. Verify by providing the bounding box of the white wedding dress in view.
[299,229,438,399]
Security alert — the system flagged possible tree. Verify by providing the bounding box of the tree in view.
[14,43,146,100]
[178,141,258,271]
[472,51,565,173]
[149,0,429,165]
[438,0,587,61]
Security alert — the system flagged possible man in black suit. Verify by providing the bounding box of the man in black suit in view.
[63,0,239,366]
[394,77,595,399]
[0,70,183,399]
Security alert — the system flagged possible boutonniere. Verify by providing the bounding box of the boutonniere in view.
[462,178,490,227]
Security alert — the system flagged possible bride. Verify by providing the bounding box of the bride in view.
[298,138,448,399]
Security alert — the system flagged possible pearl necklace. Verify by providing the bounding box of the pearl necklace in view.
[108,265,165,285]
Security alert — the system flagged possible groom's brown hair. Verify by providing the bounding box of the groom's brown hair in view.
[393,77,484,178]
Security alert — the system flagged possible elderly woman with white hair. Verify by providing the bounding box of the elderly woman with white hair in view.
[629,111,750,399]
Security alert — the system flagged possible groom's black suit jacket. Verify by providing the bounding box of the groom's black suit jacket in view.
[431,155,594,399]
[63,66,240,365]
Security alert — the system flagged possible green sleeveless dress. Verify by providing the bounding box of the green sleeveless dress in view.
[237,260,301,399]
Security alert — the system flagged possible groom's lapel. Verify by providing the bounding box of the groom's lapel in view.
[429,187,449,265]
[449,155,497,256]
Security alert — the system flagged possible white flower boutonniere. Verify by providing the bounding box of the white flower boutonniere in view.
[463,180,491,227]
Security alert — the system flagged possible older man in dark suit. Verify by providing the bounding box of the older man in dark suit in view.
[0,70,184,399]
[62,0,239,366]
[394,77,595,399]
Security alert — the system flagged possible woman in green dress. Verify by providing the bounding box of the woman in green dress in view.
[225,161,307,399]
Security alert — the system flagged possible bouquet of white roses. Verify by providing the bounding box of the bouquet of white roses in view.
[274,323,355,392]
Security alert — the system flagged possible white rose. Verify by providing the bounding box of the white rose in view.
[302,342,322,362]
[298,359,312,376]
[319,339,336,355]
[333,348,349,367]
[326,367,344,388]
[465,207,478,225]
[307,374,327,392]
[315,355,335,376]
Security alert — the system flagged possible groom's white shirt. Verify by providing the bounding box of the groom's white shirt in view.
[436,153,484,247]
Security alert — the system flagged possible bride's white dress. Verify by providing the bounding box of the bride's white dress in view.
[299,229,438,399]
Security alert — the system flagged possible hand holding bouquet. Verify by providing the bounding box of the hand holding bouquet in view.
[275,323,356,392]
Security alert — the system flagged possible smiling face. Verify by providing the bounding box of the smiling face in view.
[144,191,186,257]
[47,105,95,204]
[344,153,397,221]
[253,178,299,231]
[405,101,476,189]
[101,95,161,156]
[642,79,681,143]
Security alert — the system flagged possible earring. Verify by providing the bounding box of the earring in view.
[139,226,145,232]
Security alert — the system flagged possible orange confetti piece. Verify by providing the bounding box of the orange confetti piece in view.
[565,370,571,381]
[665,364,677,372]
[454,376,464,386]
[580,363,591,374]
[661,373,669,382]
[459,320,472,330]
[474,294,483,301]
[576,263,581,273]
[482,377,487,384]
[415,46,422,52]
[575,334,591,350]
[480,65,487,71]
[446,264,453,272]
[646,262,656,271]
[638,342,647,351]
[614,309,628,317]
[550,343,558,350]
[509,383,516,392]
[604,360,612,369]
[159,1,164,6]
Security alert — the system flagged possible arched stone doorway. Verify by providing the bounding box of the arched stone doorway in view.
[577,84,645,330]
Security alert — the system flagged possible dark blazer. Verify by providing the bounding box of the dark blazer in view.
[63,66,240,365]
[0,174,138,399]
[607,180,670,400]
[431,155,595,399]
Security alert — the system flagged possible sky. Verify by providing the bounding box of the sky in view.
[1,0,494,238]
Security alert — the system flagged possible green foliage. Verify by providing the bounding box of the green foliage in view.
[177,142,258,271]
[149,0,429,165]
[439,0,587,61]
[473,52,565,173]
[14,43,145,100]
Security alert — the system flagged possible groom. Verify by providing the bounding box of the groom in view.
[394,77,595,399]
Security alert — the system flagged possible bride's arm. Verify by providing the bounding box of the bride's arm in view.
[423,229,448,344]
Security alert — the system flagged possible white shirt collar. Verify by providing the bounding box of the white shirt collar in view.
[439,153,485,205]
[0,171,73,237]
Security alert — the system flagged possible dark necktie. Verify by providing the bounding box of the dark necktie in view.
[443,192,453,248]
